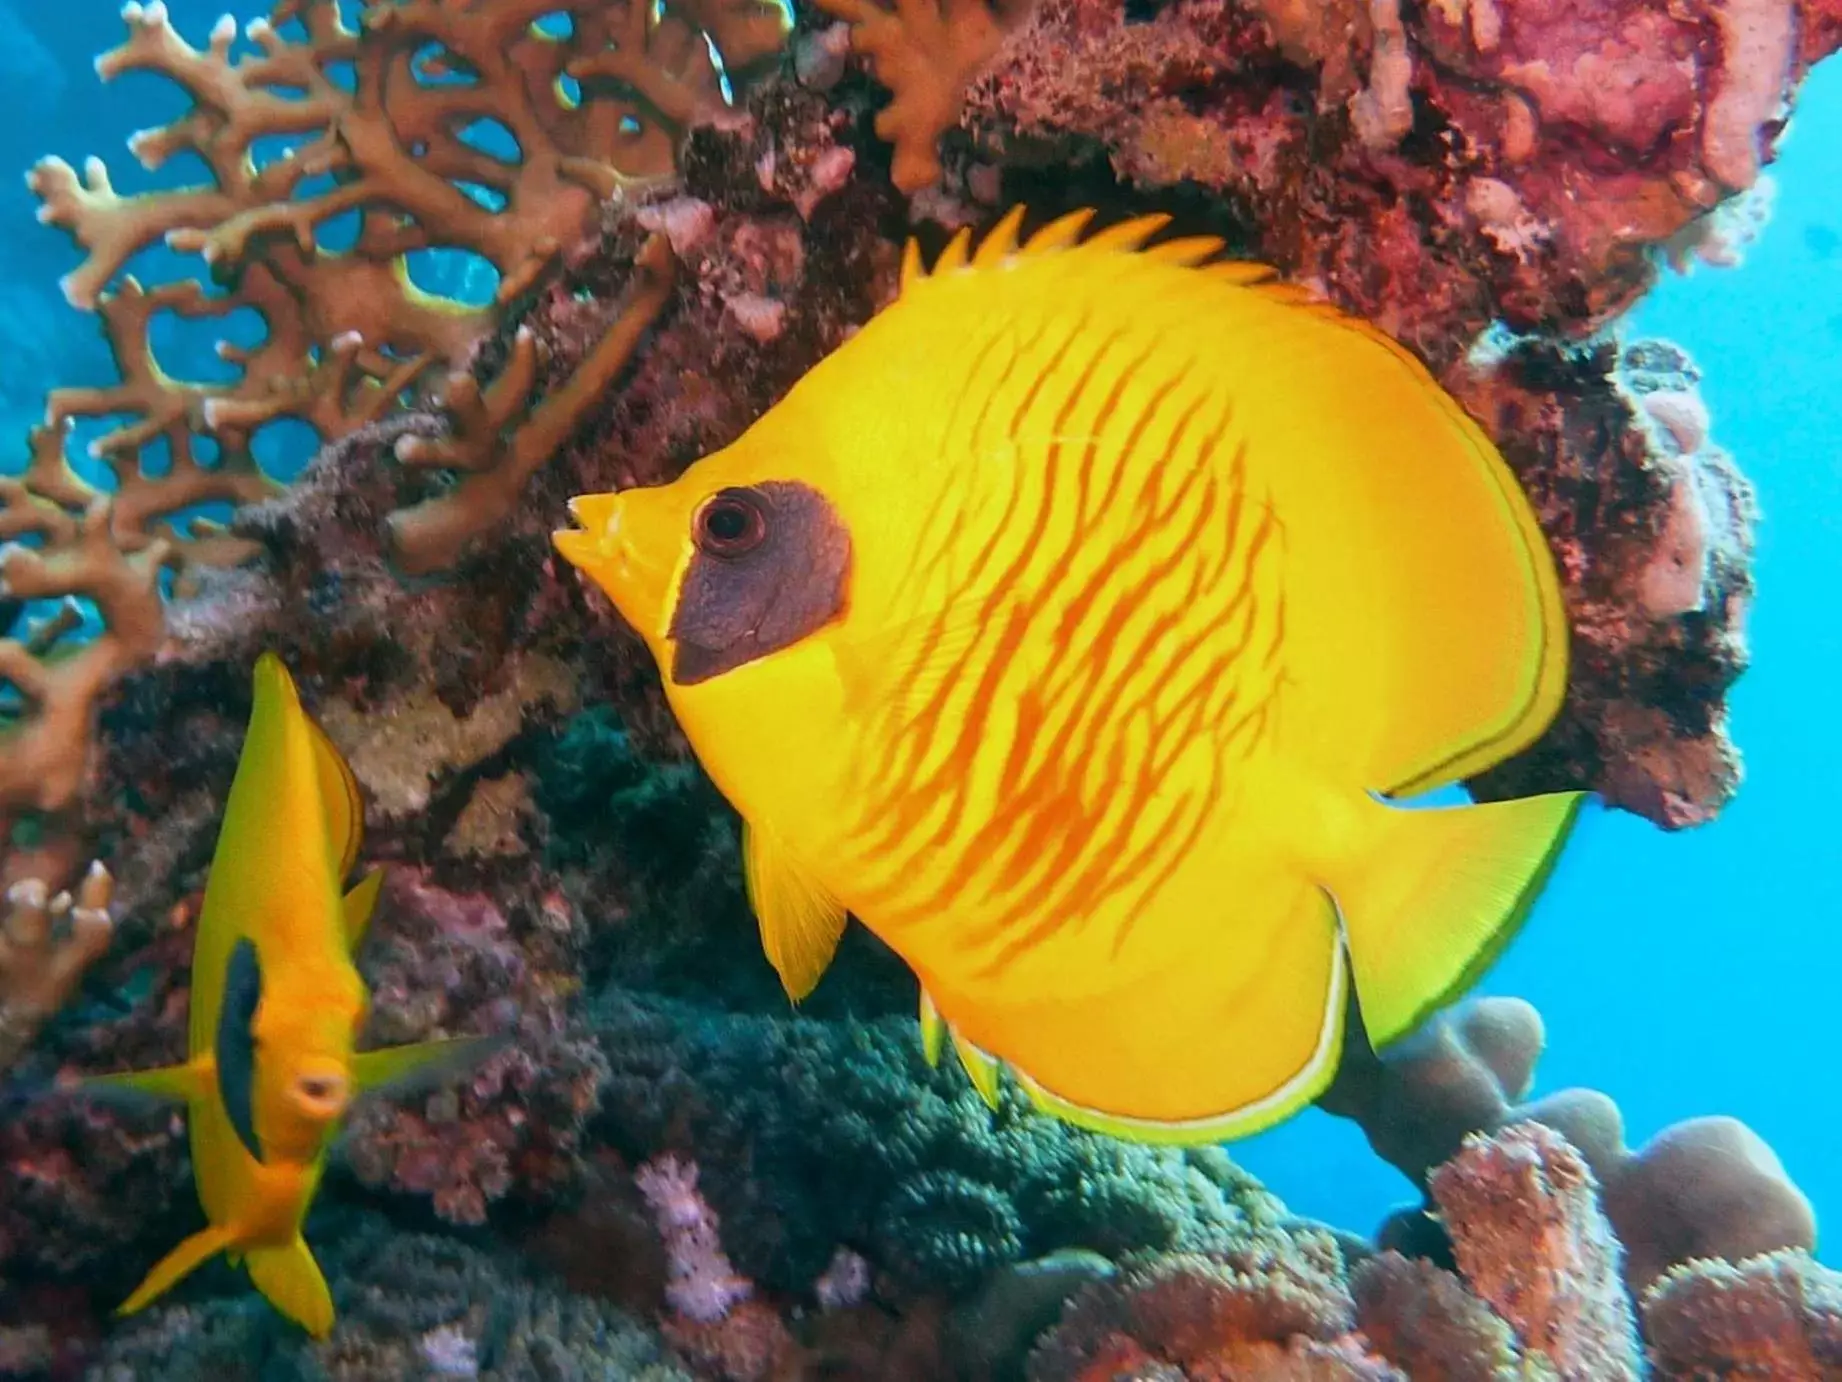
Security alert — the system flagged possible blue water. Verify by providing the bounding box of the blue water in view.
[1238,62,1842,1262]
[6,0,1837,1266]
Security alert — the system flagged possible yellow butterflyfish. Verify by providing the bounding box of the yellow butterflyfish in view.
[553,206,1584,1145]
[84,653,493,1335]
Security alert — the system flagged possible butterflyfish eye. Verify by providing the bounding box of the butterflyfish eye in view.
[695,489,768,557]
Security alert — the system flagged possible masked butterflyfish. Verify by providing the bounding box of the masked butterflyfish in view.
[83,653,495,1335]
[553,206,1584,1145]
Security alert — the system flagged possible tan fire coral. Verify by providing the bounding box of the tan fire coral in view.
[0,862,115,1073]
[816,0,1033,191]
[21,0,773,573]
[0,491,169,846]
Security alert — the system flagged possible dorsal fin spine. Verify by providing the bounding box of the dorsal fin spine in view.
[904,204,1299,307]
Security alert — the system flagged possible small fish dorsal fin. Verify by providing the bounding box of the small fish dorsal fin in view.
[253,651,365,881]
[342,868,385,948]
[304,708,364,882]
[742,821,848,1002]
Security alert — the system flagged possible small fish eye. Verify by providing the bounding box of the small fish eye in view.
[695,489,768,557]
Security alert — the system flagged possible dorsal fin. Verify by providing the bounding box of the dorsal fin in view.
[892,206,1423,387]
[970,204,1028,267]
[1141,234,1228,267]
[304,703,364,881]
[1079,212,1171,254]
[899,204,1283,293]
[934,225,975,274]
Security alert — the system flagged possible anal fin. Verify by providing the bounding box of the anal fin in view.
[246,1238,334,1338]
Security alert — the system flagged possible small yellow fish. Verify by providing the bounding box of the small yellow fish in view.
[553,207,1584,1145]
[87,653,489,1335]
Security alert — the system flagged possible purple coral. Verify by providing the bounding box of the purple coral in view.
[634,1152,756,1323]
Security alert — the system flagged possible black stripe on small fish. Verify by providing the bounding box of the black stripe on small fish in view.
[216,938,264,1163]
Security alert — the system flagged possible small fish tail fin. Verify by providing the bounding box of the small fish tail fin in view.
[1336,791,1585,1051]
[117,1224,236,1318]
[245,1237,335,1337]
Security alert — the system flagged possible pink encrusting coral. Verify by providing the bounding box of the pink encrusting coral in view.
[342,868,609,1225]
[957,0,1839,349]
[634,1152,755,1323]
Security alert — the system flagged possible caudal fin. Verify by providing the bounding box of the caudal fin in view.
[1335,791,1584,1050]
[117,1224,235,1317]
[246,1238,335,1337]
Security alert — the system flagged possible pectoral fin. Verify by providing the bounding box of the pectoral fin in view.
[352,1036,504,1097]
[742,821,846,1002]
[117,1224,236,1317]
[246,1238,335,1338]
[81,1059,211,1107]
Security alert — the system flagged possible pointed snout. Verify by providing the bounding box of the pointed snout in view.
[552,486,689,644]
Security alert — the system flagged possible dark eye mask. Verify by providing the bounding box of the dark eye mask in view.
[669,481,853,684]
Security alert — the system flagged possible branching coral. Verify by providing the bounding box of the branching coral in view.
[814,0,1034,191]
[0,862,114,1073]
[390,231,677,573]
[21,0,769,574]
[0,491,169,883]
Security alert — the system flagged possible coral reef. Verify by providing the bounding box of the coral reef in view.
[1456,337,1757,825]
[954,0,1838,347]
[1641,1248,1842,1379]
[0,0,1837,1376]
[1028,1123,1842,1382]
[1026,1123,1649,1380]
[86,1205,695,1381]
[1320,994,1818,1296]
[587,989,1290,1296]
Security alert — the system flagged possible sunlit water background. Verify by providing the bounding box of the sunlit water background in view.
[6,2,1837,1267]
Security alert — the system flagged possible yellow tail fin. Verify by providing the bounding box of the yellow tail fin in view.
[1336,791,1584,1050]
[117,1224,235,1317]
[246,1238,335,1338]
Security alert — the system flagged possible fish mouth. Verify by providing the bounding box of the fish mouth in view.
[552,492,623,565]
[552,489,677,643]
